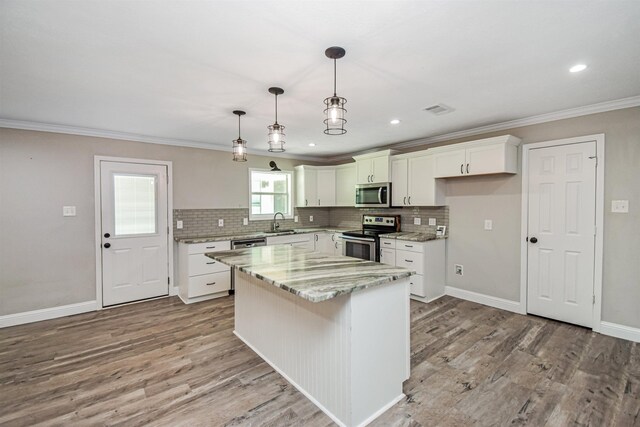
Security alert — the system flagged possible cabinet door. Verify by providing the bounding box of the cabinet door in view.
[296,168,317,207]
[314,233,334,254]
[316,169,336,206]
[379,248,396,266]
[433,149,466,178]
[371,156,389,182]
[408,155,438,206]
[465,143,506,175]
[409,274,426,298]
[391,158,408,206]
[334,239,344,256]
[335,164,356,206]
[356,159,372,184]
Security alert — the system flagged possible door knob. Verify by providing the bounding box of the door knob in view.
[529,237,538,244]
[103,243,111,248]
[104,233,110,238]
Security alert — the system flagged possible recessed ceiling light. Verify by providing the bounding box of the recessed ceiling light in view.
[570,64,587,73]
[390,119,401,125]
[308,143,316,147]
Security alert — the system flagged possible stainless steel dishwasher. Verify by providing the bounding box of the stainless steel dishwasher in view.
[229,237,266,294]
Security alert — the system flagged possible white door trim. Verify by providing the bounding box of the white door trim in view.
[520,134,605,331]
[94,156,174,309]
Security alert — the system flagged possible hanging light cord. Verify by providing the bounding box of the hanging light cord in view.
[237,114,241,139]
[333,59,337,96]
[274,93,279,125]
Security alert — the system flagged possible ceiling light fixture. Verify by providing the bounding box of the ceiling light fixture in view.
[570,64,587,73]
[390,119,401,125]
[324,46,347,135]
[267,87,285,153]
[308,143,316,147]
[232,110,247,162]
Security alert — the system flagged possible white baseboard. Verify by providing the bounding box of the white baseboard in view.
[445,286,525,314]
[599,321,640,343]
[0,301,97,328]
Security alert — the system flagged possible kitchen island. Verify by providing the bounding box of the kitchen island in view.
[207,245,413,427]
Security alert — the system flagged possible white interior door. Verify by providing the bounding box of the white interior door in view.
[526,141,596,327]
[100,161,169,306]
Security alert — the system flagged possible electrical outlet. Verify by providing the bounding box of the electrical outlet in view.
[62,206,76,217]
[243,218,248,226]
[218,219,224,227]
[611,200,629,213]
[414,217,421,225]
[294,215,299,223]
[428,218,436,226]
[484,219,493,230]
[455,264,464,276]
[309,215,314,222]
[176,220,183,229]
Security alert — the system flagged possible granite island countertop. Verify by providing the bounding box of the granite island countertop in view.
[206,245,414,303]
[378,232,445,242]
[175,227,354,244]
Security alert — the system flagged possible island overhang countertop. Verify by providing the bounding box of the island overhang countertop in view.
[206,245,414,303]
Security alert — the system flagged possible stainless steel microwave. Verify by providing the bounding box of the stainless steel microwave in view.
[355,183,391,208]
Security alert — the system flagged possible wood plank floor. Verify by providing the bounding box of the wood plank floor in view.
[1,295,638,426]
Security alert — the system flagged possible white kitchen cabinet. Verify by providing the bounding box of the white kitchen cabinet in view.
[333,233,344,256]
[267,233,314,251]
[431,135,521,178]
[178,240,231,304]
[313,232,334,254]
[353,149,395,184]
[316,169,336,206]
[335,163,356,206]
[295,166,336,207]
[379,238,445,302]
[391,154,445,206]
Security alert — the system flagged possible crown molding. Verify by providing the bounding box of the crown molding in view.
[324,95,640,163]
[0,119,321,162]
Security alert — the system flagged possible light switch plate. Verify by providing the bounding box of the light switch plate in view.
[414,217,421,225]
[611,200,629,213]
[218,219,224,227]
[243,218,248,226]
[484,219,493,230]
[63,206,76,217]
[176,220,183,229]
[309,215,314,222]
[294,215,299,223]
[428,218,437,226]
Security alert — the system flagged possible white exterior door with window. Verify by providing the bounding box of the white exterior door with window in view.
[100,161,169,306]
[526,141,596,327]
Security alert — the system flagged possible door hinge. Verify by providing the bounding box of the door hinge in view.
[168,277,170,285]
[593,295,595,305]
[589,155,598,166]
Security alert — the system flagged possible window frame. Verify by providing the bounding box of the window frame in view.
[248,168,294,221]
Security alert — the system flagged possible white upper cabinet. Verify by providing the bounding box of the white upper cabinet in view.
[295,166,317,207]
[353,150,395,184]
[431,135,521,178]
[316,169,336,206]
[335,163,356,206]
[391,154,445,206]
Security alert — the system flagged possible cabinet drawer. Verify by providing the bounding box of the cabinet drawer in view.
[409,274,426,298]
[397,241,424,253]
[188,241,231,254]
[396,250,424,274]
[188,271,231,298]
[380,238,396,249]
[189,253,230,276]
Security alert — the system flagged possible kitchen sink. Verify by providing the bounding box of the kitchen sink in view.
[265,229,296,234]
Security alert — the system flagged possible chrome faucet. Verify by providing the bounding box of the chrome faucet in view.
[272,212,285,231]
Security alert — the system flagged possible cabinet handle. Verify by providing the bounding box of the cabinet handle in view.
[461,164,464,174]
[305,199,308,206]
[206,261,215,264]
[371,174,374,182]
[206,246,216,249]
[466,163,469,174]
[383,241,391,245]
[405,259,413,263]
[408,196,411,205]
[331,234,335,241]
[404,244,413,248]
[403,196,406,205]
[318,199,321,205]
[315,235,318,241]
[206,282,217,286]
[335,242,338,248]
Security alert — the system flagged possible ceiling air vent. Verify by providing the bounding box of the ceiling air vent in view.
[424,104,453,115]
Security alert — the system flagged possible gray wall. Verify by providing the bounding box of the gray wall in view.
[0,129,310,315]
[425,107,639,328]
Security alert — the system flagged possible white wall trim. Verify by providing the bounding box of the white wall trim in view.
[94,156,174,309]
[325,96,639,163]
[599,321,640,343]
[445,286,525,314]
[0,301,97,328]
[520,134,605,330]
[0,118,320,162]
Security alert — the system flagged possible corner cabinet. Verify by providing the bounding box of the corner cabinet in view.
[431,135,521,178]
[335,163,356,206]
[391,154,445,206]
[353,149,396,184]
[295,166,336,207]
[178,241,231,304]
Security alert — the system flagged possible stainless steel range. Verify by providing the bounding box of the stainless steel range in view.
[341,214,401,262]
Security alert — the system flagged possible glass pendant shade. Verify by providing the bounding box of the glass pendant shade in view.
[324,46,347,135]
[232,110,247,162]
[267,87,285,153]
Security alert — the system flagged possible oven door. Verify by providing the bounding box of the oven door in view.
[355,184,390,208]
[341,236,377,261]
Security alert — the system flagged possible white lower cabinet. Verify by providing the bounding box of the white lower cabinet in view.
[379,238,445,302]
[178,240,231,304]
[314,232,334,254]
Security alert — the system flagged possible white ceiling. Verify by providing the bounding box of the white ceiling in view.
[2,0,639,159]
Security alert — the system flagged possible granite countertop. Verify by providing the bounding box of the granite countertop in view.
[378,232,444,242]
[175,227,354,244]
[206,245,414,303]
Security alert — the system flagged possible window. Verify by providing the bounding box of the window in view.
[249,169,293,220]
[113,174,157,235]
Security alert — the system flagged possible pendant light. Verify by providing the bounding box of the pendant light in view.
[232,110,247,162]
[267,87,285,152]
[324,46,347,135]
